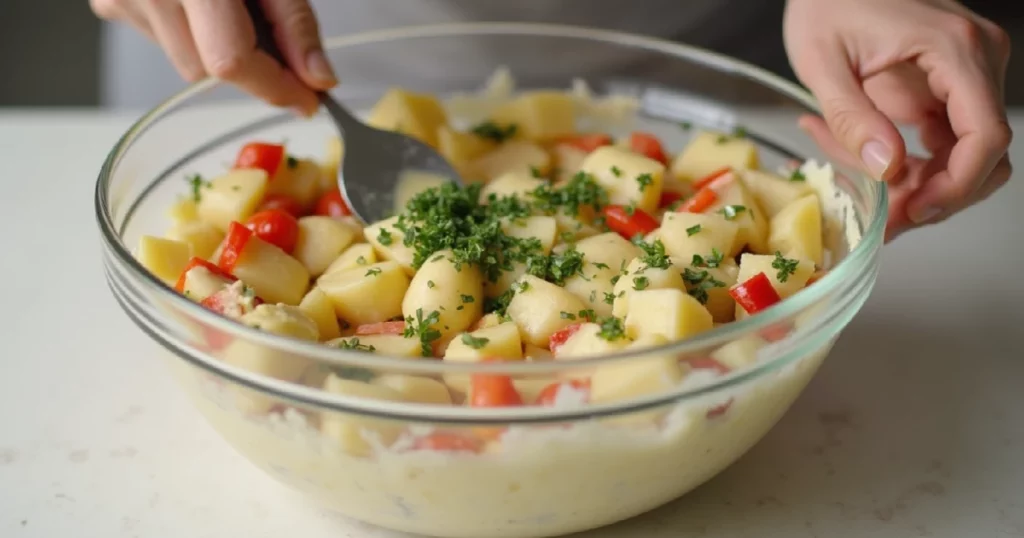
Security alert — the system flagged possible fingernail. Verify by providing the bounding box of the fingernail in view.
[911,206,941,224]
[861,139,892,180]
[306,49,337,85]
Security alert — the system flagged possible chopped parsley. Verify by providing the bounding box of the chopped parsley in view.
[285,155,299,169]
[334,338,377,353]
[716,135,731,144]
[560,311,577,320]
[603,292,618,305]
[636,173,654,192]
[772,251,800,282]
[718,205,748,220]
[679,121,692,130]
[732,125,748,138]
[528,247,585,286]
[633,276,650,290]
[365,267,382,277]
[377,228,394,246]
[530,171,608,218]
[611,166,623,177]
[686,224,702,236]
[592,262,610,270]
[692,249,724,269]
[187,174,210,203]
[596,316,626,341]
[578,309,597,322]
[635,239,671,270]
[333,366,376,382]
[484,288,516,317]
[460,294,475,304]
[402,308,442,357]
[789,169,806,182]
[427,280,436,289]
[356,255,368,265]
[471,121,517,143]
[461,333,490,350]
[530,166,545,179]
[683,268,726,304]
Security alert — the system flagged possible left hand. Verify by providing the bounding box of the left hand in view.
[784,0,1012,241]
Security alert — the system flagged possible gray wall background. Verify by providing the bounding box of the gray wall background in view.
[1,0,1021,108]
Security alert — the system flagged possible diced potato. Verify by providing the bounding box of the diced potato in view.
[574,232,642,271]
[735,252,815,302]
[318,261,410,325]
[167,197,199,224]
[469,140,551,182]
[711,335,766,371]
[489,91,576,142]
[524,344,553,360]
[706,173,770,254]
[137,236,191,284]
[366,88,447,147]
[580,146,665,214]
[326,334,424,358]
[267,157,322,209]
[553,213,602,242]
[624,288,714,341]
[550,143,589,184]
[196,168,268,231]
[691,259,740,323]
[319,136,344,192]
[438,126,496,178]
[364,216,416,275]
[590,335,684,403]
[474,313,504,330]
[502,216,558,254]
[394,171,450,214]
[611,257,687,317]
[506,275,589,347]
[483,260,527,299]
[670,130,759,182]
[480,171,545,200]
[443,322,524,393]
[562,268,617,317]
[292,216,358,277]
[554,323,630,359]
[402,250,484,338]
[322,243,377,276]
[320,376,406,457]
[224,304,319,380]
[740,168,814,218]
[768,194,824,267]
[373,375,452,405]
[180,265,233,302]
[231,236,309,305]
[166,220,224,260]
[659,211,740,261]
[298,287,341,341]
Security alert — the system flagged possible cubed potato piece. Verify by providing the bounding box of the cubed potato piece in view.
[322,243,377,276]
[438,126,497,178]
[554,322,630,359]
[740,168,814,218]
[670,130,759,182]
[298,287,341,341]
[524,344,553,360]
[318,261,410,325]
[231,236,309,305]
[580,146,665,214]
[480,170,545,201]
[711,335,766,371]
[364,216,416,275]
[196,169,268,231]
[327,334,424,358]
[469,140,551,182]
[562,268,617,317]
[706,174,769,254]
[574,232,642,271]
[660,211,740,261]
[320,376,406,457]
[319,136,344,192]
[551,143,589,184]
[506,275,589,347]
[292,216,358,277]
[553,213,602,242]
[167,197,199,224]
[768,194,824,267]
[590,335,684,404]
[624,288,714,341]
[267,157,322,209]
[137,236,191,284]
[443,322,524,393]
[166,220,224,260]
[366,88,447,147]
[489,91,576,142]
[403,250,484,338]
[474,313,504,330]
[502,216,558,254]
[611,257,687,317]
[224,303,319,380]
[373,374,452,405]
[394,170,450,214]
[687,258,740,323]
[180,265,233,302]
[483,261,527,299]
[735,252,815,302]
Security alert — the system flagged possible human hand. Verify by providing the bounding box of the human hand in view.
[90,0,337,115]
[784,0,1012,241]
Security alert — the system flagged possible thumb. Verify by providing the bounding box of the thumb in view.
[795,47,905,181]
[260,0,337,90]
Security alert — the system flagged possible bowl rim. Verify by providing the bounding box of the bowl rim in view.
[95,22,887,420]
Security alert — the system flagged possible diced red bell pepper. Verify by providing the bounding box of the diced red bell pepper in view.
[234,142,285,177]
[313,188,352,217]
[355,321,406,336]
[257,194,304,218]
[602,204,659,240]
[561,133,613,153]
[217,221,254,273]
[174,257,236,293]
[677,187,719,213]
[628,132,668,165]
[549,323,584,354]
[534,379,591,406]
[244,209,299,254]
[707,398,734,419]
[659,191,685,209]
[729,272,782,314]
[470,372,524,407]
[687,357,732,375]
[691,167,732,191]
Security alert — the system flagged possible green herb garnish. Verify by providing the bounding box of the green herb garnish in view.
[789,169,806,182]
[682,268,726,304]
[365,267,382,277]
[636,173,654,192]
[377,228,394,246]
[461,333,490,350]
[187,174,210,203]
[633,276,650,290]
[471,121,517,143]
[772,251,799,283]
[402,308,442,357]
[596,316,626,341]
[611,166,622,177]
[718,205,748,220]
[334,338,377,353]
[686,224,702,236]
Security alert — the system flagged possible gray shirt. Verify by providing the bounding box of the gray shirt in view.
[100,0,786,108]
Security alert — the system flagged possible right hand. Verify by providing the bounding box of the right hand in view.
[90,0,338,115]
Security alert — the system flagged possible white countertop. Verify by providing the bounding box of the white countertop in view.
[0,110,1022,538]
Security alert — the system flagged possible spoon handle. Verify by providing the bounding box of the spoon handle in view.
[244,0,363,133]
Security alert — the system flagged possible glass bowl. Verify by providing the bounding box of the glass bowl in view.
[96,23,886,538]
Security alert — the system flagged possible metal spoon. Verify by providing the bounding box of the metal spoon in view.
[245,0,462,224]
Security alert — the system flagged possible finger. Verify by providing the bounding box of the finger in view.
[965,154,1012,208]
[908,43,1012,224]
[794,40,906,182]
[259,0,337,89]
[90,0,154,39]
[798,115,862,171]
[917,113,957,156]
[139,2,205,82]
[883,152,951,241]
[182,0,318,114]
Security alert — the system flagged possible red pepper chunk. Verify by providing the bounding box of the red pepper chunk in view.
[470,373,524,407]
[659,191,685,209]
[628,132,669,165]
[218,221,254,273]
[687,357,732,375]
[174,257,236,293]
[234,142,285,177]
[677,187,718,213]
[244,209,299,254]
[729,272,782,314]
[534,379,591,406]
[313,188,352,217]
[561,133,613,153]
[690,167,732,191]
[549,323,584,354]
[602,205,659,240]
[257,194,304,218]
[355,321,406,335]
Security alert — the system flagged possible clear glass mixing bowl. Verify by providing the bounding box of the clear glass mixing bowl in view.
[96,23,886,538]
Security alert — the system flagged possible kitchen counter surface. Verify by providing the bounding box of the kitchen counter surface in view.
[0,110,1021,538]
